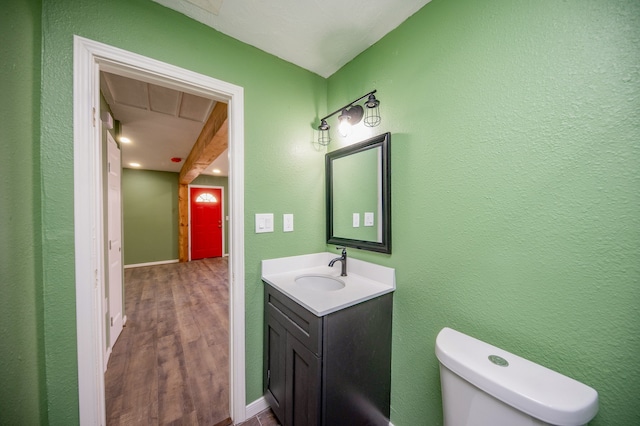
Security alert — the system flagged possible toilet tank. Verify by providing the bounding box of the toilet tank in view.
[435,327,598,426]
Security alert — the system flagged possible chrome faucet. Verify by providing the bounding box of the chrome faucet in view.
[328,246,348,276]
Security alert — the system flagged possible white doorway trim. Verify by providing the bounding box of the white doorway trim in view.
[73,36,246,425]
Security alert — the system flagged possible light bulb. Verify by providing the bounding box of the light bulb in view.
[338,120,351,137]
[338,111,352,137]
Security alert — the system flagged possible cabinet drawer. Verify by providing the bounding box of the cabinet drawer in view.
[265,284,322,356]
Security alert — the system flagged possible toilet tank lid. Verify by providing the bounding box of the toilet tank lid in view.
[435,327,598,426]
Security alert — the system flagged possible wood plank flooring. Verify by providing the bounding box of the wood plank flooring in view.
[105,258,231,426]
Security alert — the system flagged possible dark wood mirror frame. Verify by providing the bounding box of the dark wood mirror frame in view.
[326,132,391,254]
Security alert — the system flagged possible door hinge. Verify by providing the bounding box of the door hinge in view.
[108,161,111,173]
[110,317,114,327]
[109,240,112,250]
[267,369,270,387]
[92,107,96,128]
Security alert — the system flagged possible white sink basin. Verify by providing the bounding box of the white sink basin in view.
[295,274,345,291]
[262,252,395,316]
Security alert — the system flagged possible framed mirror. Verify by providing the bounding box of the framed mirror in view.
[326,132,391,253]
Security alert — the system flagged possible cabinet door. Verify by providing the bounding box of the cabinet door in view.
[286,335,321,426]
[265,313,287,423]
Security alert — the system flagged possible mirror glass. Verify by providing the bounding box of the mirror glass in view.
[326,132,391,253]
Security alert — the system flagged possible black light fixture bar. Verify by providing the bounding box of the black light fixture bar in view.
[319,90,377,124]
[317,90,380,145]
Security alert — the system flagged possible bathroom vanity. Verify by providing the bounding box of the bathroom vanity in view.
[262,252,395,426]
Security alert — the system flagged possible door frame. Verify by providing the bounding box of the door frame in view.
[189,184,226,261]
[73,36,246,424]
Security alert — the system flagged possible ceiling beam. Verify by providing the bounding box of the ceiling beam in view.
[178,183,189,263]
[179,101,228,184]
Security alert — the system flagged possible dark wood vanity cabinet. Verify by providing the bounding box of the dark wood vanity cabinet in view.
[264,293,321,426]
[263,284,393,426]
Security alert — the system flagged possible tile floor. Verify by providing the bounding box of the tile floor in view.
[237,408,280,426]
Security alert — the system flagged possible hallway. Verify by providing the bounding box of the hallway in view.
[105,258,230,425]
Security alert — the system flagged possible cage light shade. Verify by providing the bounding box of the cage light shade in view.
[318,119,331,145]
[363,94,381,127]
[318,128,331,145]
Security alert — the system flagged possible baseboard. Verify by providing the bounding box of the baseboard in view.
[124,259,179,269]
[245,396,269,419]
[244,396,395,426]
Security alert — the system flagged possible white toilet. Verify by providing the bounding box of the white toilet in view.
[435,327,598,426]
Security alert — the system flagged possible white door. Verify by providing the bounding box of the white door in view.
[107,133,123,359]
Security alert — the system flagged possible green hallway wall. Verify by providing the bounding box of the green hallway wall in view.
[39,0,326,423]
[327,0,640,424]
[0,0,47,424]
[122,169,180,265]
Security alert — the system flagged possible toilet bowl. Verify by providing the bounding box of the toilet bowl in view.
[435,327,598,426]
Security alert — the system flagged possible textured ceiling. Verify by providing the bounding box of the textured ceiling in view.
[152,0,431,78]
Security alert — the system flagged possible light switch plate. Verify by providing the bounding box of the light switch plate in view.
[255,213,274,233]
[364,212,374,226]
[283,214,294,232]
[353,213,360,227]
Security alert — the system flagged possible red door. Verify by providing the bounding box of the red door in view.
[190,187,223,260]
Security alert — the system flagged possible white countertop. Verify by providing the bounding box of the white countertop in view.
[261,252,395,317]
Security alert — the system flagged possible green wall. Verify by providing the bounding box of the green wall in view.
[6,0,639,424]
[0,0,47,424]
[122,169,179,265]
[328,0,640,425]
[39,0,326,423]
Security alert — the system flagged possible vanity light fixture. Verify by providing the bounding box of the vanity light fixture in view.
[317,90,381,145]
